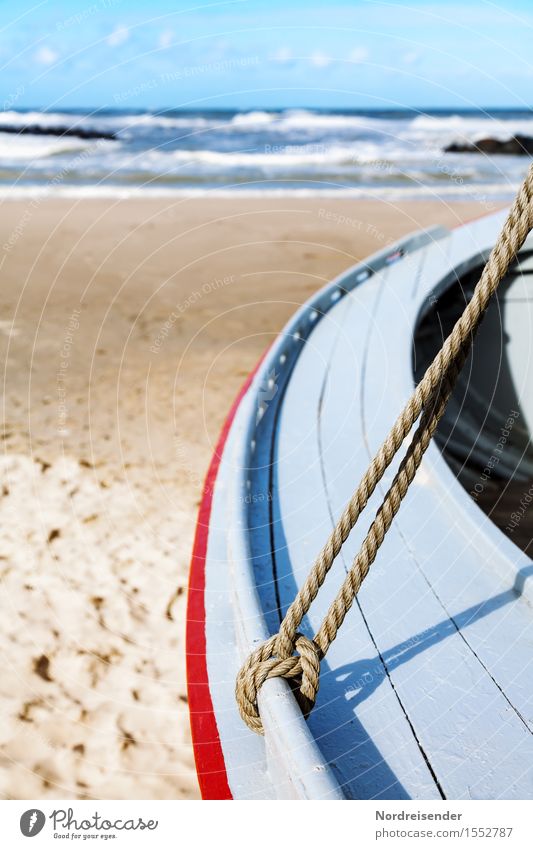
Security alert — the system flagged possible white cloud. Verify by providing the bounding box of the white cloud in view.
[158,29,173,49]
[349,47,369,64]
[34,46,58,66]
[402,51,419,66]
[106,25,129,47]
[271,46,293,64]
[309,51,331,68]
[214,39,230,53]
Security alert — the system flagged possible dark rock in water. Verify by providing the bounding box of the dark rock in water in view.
[445,134,533,155]
[0,123,116,141]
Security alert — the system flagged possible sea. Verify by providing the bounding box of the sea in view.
[1,107,532,199]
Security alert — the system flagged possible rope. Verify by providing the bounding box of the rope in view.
[236,165,533,734]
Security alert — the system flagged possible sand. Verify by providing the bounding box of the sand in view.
[0,195,495,799]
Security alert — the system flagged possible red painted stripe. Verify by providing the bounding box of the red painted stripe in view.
[186,355,266,800]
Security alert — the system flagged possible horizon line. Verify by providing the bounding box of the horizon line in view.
[3,105,533,113]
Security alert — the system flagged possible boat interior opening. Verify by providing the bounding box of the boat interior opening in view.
[414,244,533,556]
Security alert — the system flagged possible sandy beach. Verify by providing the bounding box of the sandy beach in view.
[0,195,495,799]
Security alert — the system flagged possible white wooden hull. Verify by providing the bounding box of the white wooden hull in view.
[187,210,533,800]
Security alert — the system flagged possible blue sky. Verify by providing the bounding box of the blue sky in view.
[1,0,533,110]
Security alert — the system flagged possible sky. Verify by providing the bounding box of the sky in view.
[1,0,533,111]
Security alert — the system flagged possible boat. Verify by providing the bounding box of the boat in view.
[186,206,533,800]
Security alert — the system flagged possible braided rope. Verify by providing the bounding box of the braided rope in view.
[236,165,533,734]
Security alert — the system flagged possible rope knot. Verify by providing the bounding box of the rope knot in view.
[235,632,321,734]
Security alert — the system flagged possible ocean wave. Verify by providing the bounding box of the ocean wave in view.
[0,109,211,138]
[166,145,362,166]
[106,143,529,173]
[0,109,90,127]
[279,109,381,129]
[0,107,531,193]
[116,113,211,131]
[2,139,527,185]
[409,113,533,142]
[229,110,278,126]
[0,181,518,201]
[0,133,96,160]
[3,107,533,145]
[224,108,392,134]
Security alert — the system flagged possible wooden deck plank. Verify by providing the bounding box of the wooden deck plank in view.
[271,262,442,799]
[317,222,533,799]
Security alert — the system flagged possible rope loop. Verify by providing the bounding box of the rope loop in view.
[235,633,321,734]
